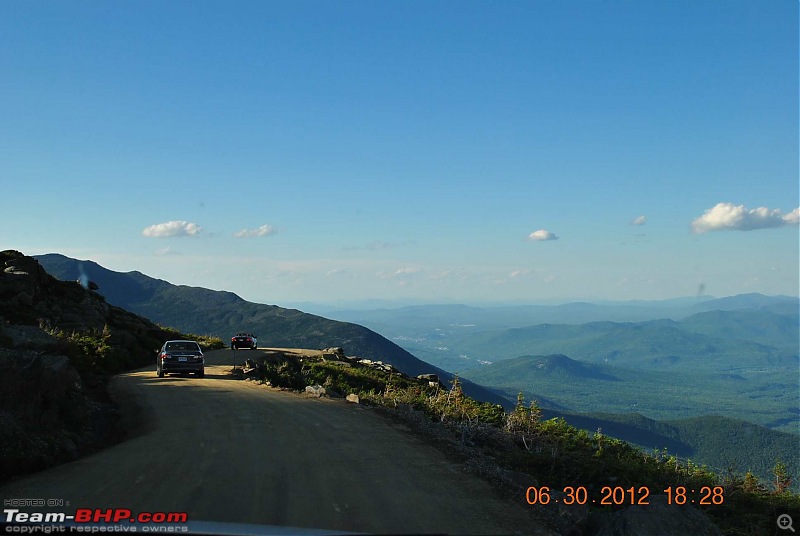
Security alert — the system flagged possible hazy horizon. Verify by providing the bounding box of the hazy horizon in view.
[29,250,800,311]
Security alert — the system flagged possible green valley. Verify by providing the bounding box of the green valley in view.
[462,353,798,433]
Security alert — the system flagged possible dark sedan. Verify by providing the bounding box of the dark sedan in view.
[157,340,205,377]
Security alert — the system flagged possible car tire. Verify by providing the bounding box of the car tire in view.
[157,366,164,378]
[197,369,205,378]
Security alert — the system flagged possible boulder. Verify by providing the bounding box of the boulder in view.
[0,350,85,428]
[74,278,99,291]
[3,324,58,349]
[345,393,360,404]
[417,373,446,388]
[305,384,326,397]
[242,359,260,377]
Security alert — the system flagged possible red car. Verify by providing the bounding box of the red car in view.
[231,332,257,350]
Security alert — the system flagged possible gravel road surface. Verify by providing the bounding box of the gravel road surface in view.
[0,349,551,535]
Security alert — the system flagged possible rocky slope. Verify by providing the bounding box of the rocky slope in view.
[0,251,187,482]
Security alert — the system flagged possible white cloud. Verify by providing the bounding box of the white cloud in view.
[142,221,202,238]
[394,266,421,276]
[233,225,277,238]
[691,203,800,233]
[528,229,559,241]
[784,207,800,224]
[376,266,422,280]
[509,269,531,278]
[155,247,177,256]
[631,215,647,226]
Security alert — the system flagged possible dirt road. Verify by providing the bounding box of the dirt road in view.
[0,349,550,534]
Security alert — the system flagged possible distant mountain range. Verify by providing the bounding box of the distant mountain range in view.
[34,254,507,407]
[317,293,799,335]
[450,313,798,371]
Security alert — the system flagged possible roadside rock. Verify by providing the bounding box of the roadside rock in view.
[242,359,259,377]
[321,347,345,361]
[305,384,327,397]
[354,357,401,375]
[3,324,58,350]
[346,394,360,404]
[0,349,85,428]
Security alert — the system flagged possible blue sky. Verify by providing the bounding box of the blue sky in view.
[1,0,797,304]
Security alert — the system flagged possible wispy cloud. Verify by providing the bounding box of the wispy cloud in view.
[233,225,277,238]
[394,266,421,276]
[155,247,178,256]
[528,229,559,241]
[509,269,531,278]
[376,266,422,279]
[691,203,800,233]
[142,221,202,238]
[631,215,647,226]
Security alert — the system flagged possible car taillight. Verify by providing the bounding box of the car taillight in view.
[161,353,169,360]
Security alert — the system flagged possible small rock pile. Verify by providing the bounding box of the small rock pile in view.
[239,346,447,402]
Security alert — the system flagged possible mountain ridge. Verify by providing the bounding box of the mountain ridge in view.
[35,253,508,408]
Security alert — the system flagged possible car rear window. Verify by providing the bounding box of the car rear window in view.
[166,342,200,352]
